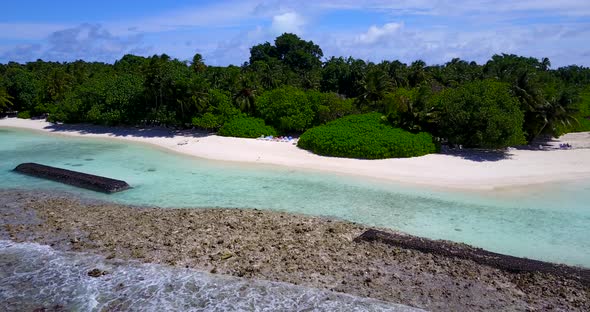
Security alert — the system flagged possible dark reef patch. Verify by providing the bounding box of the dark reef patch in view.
[14,163,130,193]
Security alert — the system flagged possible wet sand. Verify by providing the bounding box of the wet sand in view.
[1,190,589,311]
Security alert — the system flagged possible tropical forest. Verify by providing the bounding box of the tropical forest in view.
[1,33,589,158]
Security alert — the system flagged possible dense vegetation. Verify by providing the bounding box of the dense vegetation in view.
[431,80,526,148]
[298,113,436,159]
[217,116,276,138]
[1,33,590,156]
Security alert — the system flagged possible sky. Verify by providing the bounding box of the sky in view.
[1,0,590,67]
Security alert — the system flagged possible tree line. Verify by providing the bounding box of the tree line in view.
[1,33,589,149]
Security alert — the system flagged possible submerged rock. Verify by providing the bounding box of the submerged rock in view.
[14,163,130,194]
[88,268,108,278]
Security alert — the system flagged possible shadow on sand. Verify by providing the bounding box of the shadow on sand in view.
[441,148,512,162]
[441,135,573,163]
[43,123,212,139]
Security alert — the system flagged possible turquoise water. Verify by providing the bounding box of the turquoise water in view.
[1,128,589,267]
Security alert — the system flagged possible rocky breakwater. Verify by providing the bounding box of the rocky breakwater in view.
[14,163,130,193]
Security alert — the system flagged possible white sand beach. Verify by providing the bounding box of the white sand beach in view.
[2,117,590,190]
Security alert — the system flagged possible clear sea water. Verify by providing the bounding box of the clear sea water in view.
[1,128,589,268]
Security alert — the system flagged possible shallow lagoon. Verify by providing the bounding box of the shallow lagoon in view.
[1,128,589,267]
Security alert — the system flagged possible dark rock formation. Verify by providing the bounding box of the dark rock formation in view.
[14,163,130,193]
[87,268,108,277]
[355,229,590,286]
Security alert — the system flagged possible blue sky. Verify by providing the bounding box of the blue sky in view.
[1,0,590,67]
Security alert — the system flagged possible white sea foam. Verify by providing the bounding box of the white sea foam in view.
[0,241,423,312]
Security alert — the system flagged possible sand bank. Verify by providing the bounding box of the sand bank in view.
[2,117,590,190]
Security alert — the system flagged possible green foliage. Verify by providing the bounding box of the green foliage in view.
[17,111,31,119]
[2,33,590,150]
[257,87,354,132]
[357,67,393,110]
[250,33,323,73]
[191,89,240,130]
[85,104,123,126]
[32,103,57,115]
[192,112,222,130]
[0,87,13,111]
[577,89,590,131]
[556,87,590,133]
[191,53,207,74]
[310,92,357,124]
[298,113,436,159]
[257,86,315,132]
[3,68,41,112]
[432,80,526,148]
[383,86,438,133]
[207,89,239,123]
[50,96,84,123]
[218,116,277,138]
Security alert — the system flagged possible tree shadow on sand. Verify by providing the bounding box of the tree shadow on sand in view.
[441,148,512,162]
[43,123,212,139]
[441,135,576,162]
[517,135,565,151]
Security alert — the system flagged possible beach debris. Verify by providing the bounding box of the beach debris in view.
[355,229,590,286]
[87,268,108,277]
[220,252,234,260]
[14,163,131,193]
[257,135,296,143]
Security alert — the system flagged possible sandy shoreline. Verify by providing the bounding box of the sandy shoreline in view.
[2,117,590,190]
[1,190,588,311]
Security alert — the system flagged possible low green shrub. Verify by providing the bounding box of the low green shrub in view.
[217,116,277,138]
[192,112,222,131]
[298,113,436,159]
[17,111,31,119]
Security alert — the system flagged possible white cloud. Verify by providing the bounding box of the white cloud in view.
[270,12,305,35]
[0,43,42,63]
[2,1,590,66]
[0,23,70,40]
[313,0,590,16]
[320,21,590,67]
[0,24,150,63]
[91,0,264,37]
[356,23,402,45]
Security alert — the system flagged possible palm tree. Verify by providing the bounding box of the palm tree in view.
[535,88,579,138]
[388,86,439,133]
[191,53,207,74]
[443,58,471,87]
[358,68,393,110]
[0,88,13,111]
[409,60,428,87]
[384,60,409,88]
[255,61,279,90]
[540,57,551,71]
[234,87,256,114]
